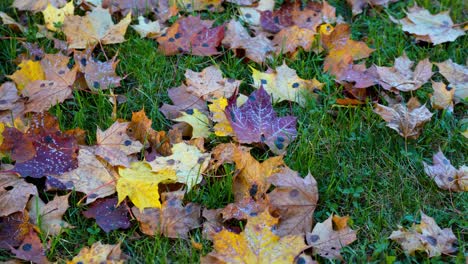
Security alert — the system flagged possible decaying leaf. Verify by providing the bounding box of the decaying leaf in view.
[375,53,432,92]
[117,161,176,210]
[374,98,433,139]
[430,81,454,111]
[74,50,122,90]
[273,26,316,54]
[225,87,297,155]
[222,20,274,64]
[63,7,132,49]
[208,97,234,137]
[94,121,143,167]
[67,242,124,264]
[0,171,38,217]
[389,212,458,257]
[7,60,45,91]
[157,16,224,56]
[202,211,306,263]
[173,109,211,139]
[0,82,24,124]
[131,16,161,38]
[0,212,32,249]
[251,62,323,106]
[10,230,48,264]
[42,1,74,31]
[170,0,223,12]
[131,191,201,238]
[306,215,357,259]
[391,5,465,45]
[435,60,467,101]
[13,0,67,12]
[268,167,318,236]
[27,194,71,236]
[83,197,131,233]
[347,0,398,15]
[221,197,269,221]
[239,0,274,26]
[159,85,208,120]
[423,150,467,192]
[185,66,241,102]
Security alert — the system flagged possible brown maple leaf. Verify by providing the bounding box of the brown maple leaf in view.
[423,150,467,192]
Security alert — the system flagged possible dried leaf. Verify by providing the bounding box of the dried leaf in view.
[7,60,45,91]
[423,150,467,192]
[160,85,208,120]
[42,1,74,31]
[273,26,316,54]
[185,66,241,102]
[0,212,32,249]
[67,242,124,264]
[10,230,48,264]
[83,197,131,233]
[347,0,397,15]
[173,109,211,139]
[430,81,454,111]
[435,59,467,102]
[27,194,71,236]
[131,16,161,38]
[0,171,38,217]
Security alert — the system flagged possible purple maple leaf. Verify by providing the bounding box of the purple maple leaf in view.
[225,87,297,155]
[82,197,130,233]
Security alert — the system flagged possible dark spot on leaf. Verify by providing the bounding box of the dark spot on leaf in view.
[313,88,321,94]
[58,70,65,75]
[44,135,53,143]
[227,78,235,83]
[77,261,84,264]
[249,184,258,197]
[309,234,319,242]
[248,95,256,101]
[169,37,175,42]
[202,43,209,48]
[306,17,312,22]
[274,137,284,149]
[174,32,181,39]
[230,110,236,122]
[260,134,266,142]
[80,58,87,66]
[40,83,45,88]
[185,109,194,115]
[177,47,184,52]
[273,16,280,24]
[446,86,452,91]
[89,193,98,199]
[4,186,13,191]
[331,247,336,250]
[22,243,32,251]
[250,212,257,216]
[245,13,252,18]
[166,159,175,165]
[124,140,132,146]
[197,157,205,164]
[161,33,167,37]
[186,3,192,8]
[93,81,100,89]
[296,257,306,264]
[425,235,437,246]
[185,204,192,213]
[49,82,54,86]
[292,82,300,88]
[448,177,454,181]
[261,79,267,85]
[289,189,299,198]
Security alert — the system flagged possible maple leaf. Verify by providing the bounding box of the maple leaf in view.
[117,161,176,210]
[0,82,24,124]
[232,146,284,200]
[63,7,132,49]
[170,0,223,12]
[74,50,122,90]
[94,121,143,167]
[49,148,116,204]
[160,85,209,120]
[102,0,157,16]
[209,142,251,170]
[375,53,432,92]
[131,16,161,38]
[222,20,274,64]
[225,86,298,155]
[0,171,38,217]
[435,60,467,102]
[322,24,374,76]
[0,212,32,249]
[334,63,378,89]
[391,5,465,45]
[185,66,241,102]
[83,197,131,233]
[67,242,124,264]
[221,197,269,221]
[423,150,467,192]
[202,210,306,263]
[306,215,357,259]
[268,167,318,236]
[27,194,71,235]
[430,81,454,111]
[273,26,317,54]
[10,230,48,264]
[173,109,211,139]
[42,1,74,31]
[239,0,275,26]
[374,98,433,139]
[389,212,458,257]
[131,191,201,238]
[12,0,67,12]
[208,97,234,137]
[157,16,224,56]
[149,142,210,191]
[251,62,323,106]
[7,60,45,91]
[347,0,397,15]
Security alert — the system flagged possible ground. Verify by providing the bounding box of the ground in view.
[0,0,467,263]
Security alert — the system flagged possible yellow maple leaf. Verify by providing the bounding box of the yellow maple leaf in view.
[251,62,323,106]
[173,109,211,139]
[149,142,210,191]
[208,97,233,137]
[117,161,176,211]
[203,211,306,263]
[67,242,124,264]
[8,60,45,91]
[0,123,4,147]
[42,1,74,31]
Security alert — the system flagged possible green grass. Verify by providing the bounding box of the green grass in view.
[1,0,467,263]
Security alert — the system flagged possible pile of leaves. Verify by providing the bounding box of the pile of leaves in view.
[0,0,466,263]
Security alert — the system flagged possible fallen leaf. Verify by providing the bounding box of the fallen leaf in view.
[131,16,161,38]
[375,53,432,92]
[273,26,316,54]
[221,197,269,221]
[225,86,298,155]
[232,146,284,200]
[391,5,465,45]
[117,161,176,210]
[170,0,223,12]
[67,242,124,264]
[268,167,318,236]
[222,20,274,64]
[251,62,323,106]
[0,82,24,124]
[335,63,378,89]
[102,0,158,16]
[210,143,251,170]
[27,194,71,236]
[306,215,357,259]
[173,109,211,139]
[185,66,241,102]
[131,191,201,238]
[202,210,306,263]
[430,81,454,111]
[13,0,66,12]
[63,7,132,49]
[10,230,48,264]
[201,208,223,240]
[423,150,467,192]
[374,98,433,139]
[149,142,210,191]
[0,171,38,217]
[208,97,234,137]
[0,212,32,249]
[7,60,45,91]
[94,121,143,167]
[389,212,458,257]
[435,59,467,102]
[159,85,209,120]
[50,148,115,204]
[42,1,74,31]
[239,0,274,26]
[347,0,397,15]
[83,197,131,233]
[74,50,122,90]
[157,16,224,56]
